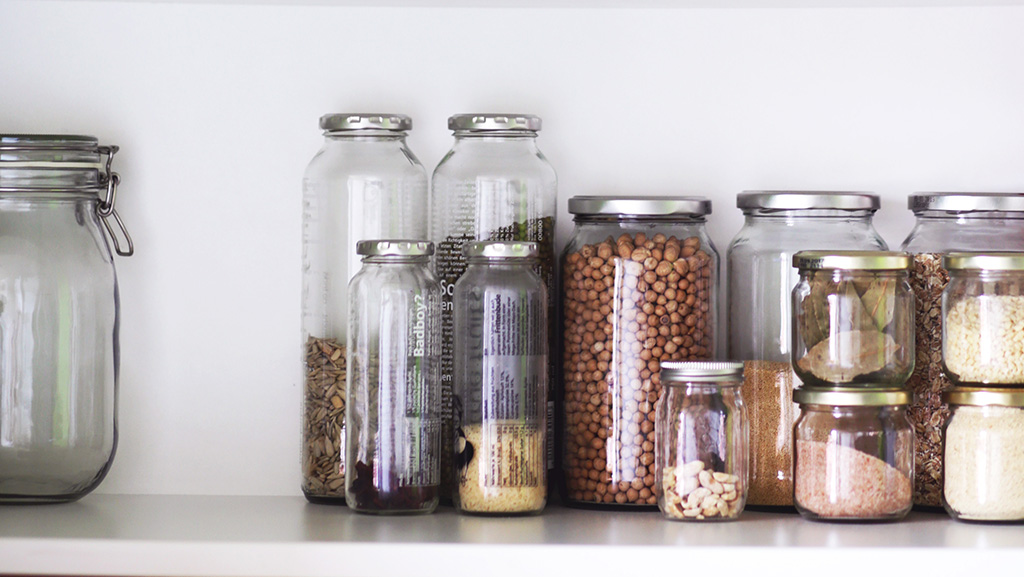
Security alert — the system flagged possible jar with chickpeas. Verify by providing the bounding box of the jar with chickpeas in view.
[560,196,720,508]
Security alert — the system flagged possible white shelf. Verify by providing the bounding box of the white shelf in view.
[1,495,1022,576]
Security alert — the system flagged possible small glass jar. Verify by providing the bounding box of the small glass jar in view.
[301,113,428,504]
[793,388,914,522]
[345,240,442,515]
[792,251,914,387]
[727,191,886,509]
[561,196,719,508]
[431,114,557,499]
[0,134,133,503]
[900,193,1024,509]
[942,387,1024,523]
[453,241,548,515]
[942,253,1024,386]
[656,361,747,521]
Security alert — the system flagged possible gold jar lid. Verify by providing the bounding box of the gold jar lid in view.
[794,387,911,406]
[943,387,1024,407]
[793,250,911,271]
[943,252,1024,272]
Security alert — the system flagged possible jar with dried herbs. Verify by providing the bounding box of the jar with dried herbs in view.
[793,388,914,522]
[301,114,428,504]
[430,114,557,500]
[727,191,886,508]
[943,253,1024,386]
[453,241,548,515]
[561,196,719,508]
[900,192,1024,508]
[792,251,914,388]
[345,241,442,515]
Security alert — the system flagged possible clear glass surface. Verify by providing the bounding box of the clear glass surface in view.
[453,256,548,515]
[344,254,442,514]
[301,130,427,503]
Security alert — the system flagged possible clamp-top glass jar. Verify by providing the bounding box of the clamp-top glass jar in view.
[0,134,133,502]
[431,113,557,499]
[301,114,428,504]
[561,196,719,508]
[727,191,885,509]
[792,251,914,388]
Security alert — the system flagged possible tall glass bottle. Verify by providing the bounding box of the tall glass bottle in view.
[430,113,557,498]
[345,240,442,515]
[301,114,428,504]
[726,191,885,509]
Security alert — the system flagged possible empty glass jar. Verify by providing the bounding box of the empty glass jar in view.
[792,251,914,388]
[301,113,428,504]
[793,388,914,522]
[0,134,133,502]
[943,253,1024,386]
[345,240,442,515]
[561,196,720,508]
[656,361,747,521]
[453,241,547,515]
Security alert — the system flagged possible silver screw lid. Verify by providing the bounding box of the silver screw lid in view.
[943,252,1024,271]
[737,191,880,211]
[909,192,1024,214]
[464,241,538,259]
[319,114,412,132]
[793,250,912,271]
[448,114,541,132]
[568,195,712,217]
[356,239,433,257]
[660,361,745,384]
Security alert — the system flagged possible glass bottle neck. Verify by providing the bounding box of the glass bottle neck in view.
[742,208,877,222]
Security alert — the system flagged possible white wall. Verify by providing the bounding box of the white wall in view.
[1,0,1022,496]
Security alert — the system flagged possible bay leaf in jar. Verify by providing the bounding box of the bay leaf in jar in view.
[855,278,896,331]
[796,329,899,383]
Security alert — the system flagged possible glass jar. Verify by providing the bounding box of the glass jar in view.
[656,361,747,521]
[301,113,428,504]
[345,240,442,515]
[943,253,1024,386]
[792,251,914,387]
[431,113,557,499]
[900,192,1024,508]
[0,134,133,502]
[793,389,914,521]
[942,387,1024,523]
[727,191,885,509]
[561,196,719,508]
[453,241,547,515]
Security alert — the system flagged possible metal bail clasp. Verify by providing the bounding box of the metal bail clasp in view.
[98,173,134,257]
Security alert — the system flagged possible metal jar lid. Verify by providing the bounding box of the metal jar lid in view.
[464,241,538,259]
[793,250,911,271]
[909,192,1024,214]
[661,361,744,384]
[356,240,434,257]
[943,252,1024,271]
[568,196,712,217]
[943,387,1024,407]
[737,191,880,211]
[448,114,541,132]
[319,114,412,132]
[794,388,912,406]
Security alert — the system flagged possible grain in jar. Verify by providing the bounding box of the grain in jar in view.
[561,196,719,508]
[900,192,1024,508]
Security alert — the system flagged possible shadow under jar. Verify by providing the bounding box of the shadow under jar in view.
[793,388,914,522]
[560,196,719,508]
[0,134,134,502]
[792,251,914,388]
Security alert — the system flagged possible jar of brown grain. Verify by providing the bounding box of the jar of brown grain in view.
[560,196,720,508]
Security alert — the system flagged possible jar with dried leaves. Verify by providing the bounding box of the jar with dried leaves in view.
[792,251,914,388]
[560,196,719,508]
[300,114,428,504]
[901,192,1024,508]
[727,191,886,509]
